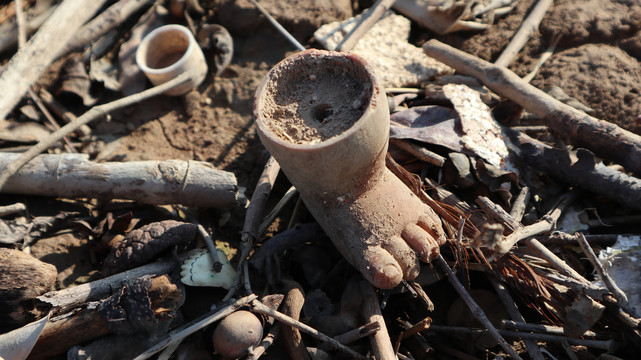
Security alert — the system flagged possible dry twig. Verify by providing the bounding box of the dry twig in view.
[0,72,192,190]
[0,0,109,121]
[436,255,523,360]
[494,0,554,67]
[250,299,368,360]
[134,295,258,360]
[576,233,631,313]
[336,0,396,51]
[423,40,641,177]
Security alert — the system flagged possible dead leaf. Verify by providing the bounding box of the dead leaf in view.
[390,105,463,151]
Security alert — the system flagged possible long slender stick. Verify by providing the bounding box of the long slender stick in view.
[0,72,191,190]
[0,0,109,121]
[247,0,305,51]
[134,295,258,360]
[576,233,631,312]
[250,300,368,360]
[488,275,545,360]
[494,0,554,67]
[428,325,616,351]
[360,280,396,360]
[423,39,641,177]
[436,255,523,360]
[336,0,396,51]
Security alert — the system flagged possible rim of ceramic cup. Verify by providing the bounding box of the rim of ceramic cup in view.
[135,24,196,75]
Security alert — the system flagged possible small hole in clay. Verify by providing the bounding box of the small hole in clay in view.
[313,104,333,122]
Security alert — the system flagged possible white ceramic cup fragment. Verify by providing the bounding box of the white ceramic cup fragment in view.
[135,24,207,96]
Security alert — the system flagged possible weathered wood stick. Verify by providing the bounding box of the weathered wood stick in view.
[494,0,554,67]
[423,40,641,177]
[360,280,396,360]
[63,0,155,55]
[29,275,182,360]
[0,0,109,122]
[36,258,177,315]
[336,0,396,51]
[0,153,240,208]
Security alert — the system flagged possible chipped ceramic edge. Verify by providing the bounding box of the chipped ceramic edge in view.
[180,248,236,289]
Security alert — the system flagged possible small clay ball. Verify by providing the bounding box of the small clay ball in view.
[212,310,263,359]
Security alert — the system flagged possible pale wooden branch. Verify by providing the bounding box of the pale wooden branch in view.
[134,295,258,360]
[250,299,368,360]
[501,320,597,338]
[336,0,396,51]
[576,233,631,313]
[423,40,641,177]
[436,255,523,360]
[509,186,531,222]
[63,0,155,55]
[247,0,305,51]
[360,280,396,360]
[0,0,109,122]
[36,258,178,315]
[0,72,191,190]
[494,0,554,67]
[0,202,26,216]
[0,153,240,208]
[428,325,616,351]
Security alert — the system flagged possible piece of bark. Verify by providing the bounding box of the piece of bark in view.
[0,248,57,326]
[28,274,182,360]
[37,258,177,316]
[0,153,240,208]
[423,40,641,177]
[504,130,641,210]
[0,0,109,122]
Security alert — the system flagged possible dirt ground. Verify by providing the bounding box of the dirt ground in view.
[2,0,641,358]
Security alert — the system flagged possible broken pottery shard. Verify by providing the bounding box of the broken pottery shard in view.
[443,84,515,172]
[314,11,452,88]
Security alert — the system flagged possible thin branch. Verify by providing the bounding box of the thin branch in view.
[494,0,554,67]
[258,186,298,235]
[0,202,26,217]
[488,275,545,360]
[428,325,616,351]
[134,295,258,360]
[247,0,305,51]
[0,0,110,122]
[576,233,631,313]
[336,0,396,51]
[250,300,368,360]
[423,39,641,177]
[0,72,191,190]
[435,255,523,360]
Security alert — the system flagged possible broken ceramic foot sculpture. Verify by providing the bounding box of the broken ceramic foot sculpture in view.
[254,49,447,289]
